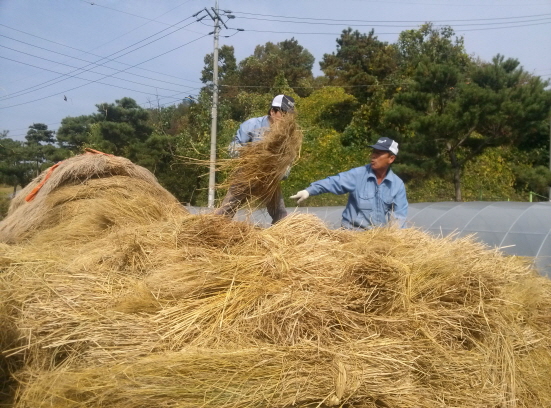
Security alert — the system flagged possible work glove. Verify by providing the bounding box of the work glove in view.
[290,190,309,204]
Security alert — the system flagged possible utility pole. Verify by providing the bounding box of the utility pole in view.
[207,0,220,208]
[195,4,242,208]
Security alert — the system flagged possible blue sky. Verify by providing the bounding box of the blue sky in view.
[1,0,550,141]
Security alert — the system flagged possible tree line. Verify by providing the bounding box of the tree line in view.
[1,24,550,212]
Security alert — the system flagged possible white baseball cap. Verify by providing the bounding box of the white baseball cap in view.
[369,137,399,155]
[271,94,295,112]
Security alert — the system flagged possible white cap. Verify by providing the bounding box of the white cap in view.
[271,94,295,112]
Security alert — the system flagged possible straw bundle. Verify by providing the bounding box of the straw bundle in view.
[219,113,302,206]
[1,155,551,407]
[0,153,186,244]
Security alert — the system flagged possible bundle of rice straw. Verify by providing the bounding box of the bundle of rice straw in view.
[218,113,302,207]
[1,154,551,407]
[0,152,186,244]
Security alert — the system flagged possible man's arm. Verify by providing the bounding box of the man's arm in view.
[292,168,359,203]
[228,123,252,158]
[391,184,408,228]
[306,168,358,196]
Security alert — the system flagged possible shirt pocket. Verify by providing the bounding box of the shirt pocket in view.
[381,190,394,213]
[357,190,375,210]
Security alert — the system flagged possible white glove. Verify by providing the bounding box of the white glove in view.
[290,190,309,204]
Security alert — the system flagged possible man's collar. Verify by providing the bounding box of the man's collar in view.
[367,165,392,181]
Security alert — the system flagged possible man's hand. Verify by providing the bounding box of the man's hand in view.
[290,190,309,204]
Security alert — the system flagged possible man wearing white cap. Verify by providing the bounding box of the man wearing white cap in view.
[216,94,295,224]
[291,137,408,229]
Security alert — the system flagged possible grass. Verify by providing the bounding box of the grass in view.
[0,185,14,220]
[0,186,14,196]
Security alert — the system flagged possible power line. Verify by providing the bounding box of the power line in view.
[82,0,200,52]
[0,54,199,99]
[232,11,551,23]
[0,35,201,100]
[0,33,211,110]
[235,15,551,28]
[242,19,551,36]
[0,17,200,100]
[78,0,178,24]
[0,23,203,87]
[342,0,550,7]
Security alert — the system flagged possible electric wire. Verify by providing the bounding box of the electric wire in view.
[81,0,199,52]
[0,54,200,99]
[78,0,178,24]
[0,23,203,86]
[0,17,200,101]
[235,15,551,28]
[243,19,551,36]
[0,36,200,100]
[231,11,551,23]
[0,33,211,110]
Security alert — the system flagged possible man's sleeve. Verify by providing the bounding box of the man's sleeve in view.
[228,123,251,158]
[392,184,408,228]
[306,168,357,196]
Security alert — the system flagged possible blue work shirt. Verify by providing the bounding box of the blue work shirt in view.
[228,115,270,157]
[305,165,408,229]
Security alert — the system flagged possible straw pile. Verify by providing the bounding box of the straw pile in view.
[1,154,551,407]
[219,113,302,206]
[0,152,184,244]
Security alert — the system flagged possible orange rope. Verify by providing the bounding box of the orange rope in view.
[25,162,61,202]
[84,147,114,156]
[24,149,113,203]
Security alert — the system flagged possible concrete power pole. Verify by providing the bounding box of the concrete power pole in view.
[207,0,220,208]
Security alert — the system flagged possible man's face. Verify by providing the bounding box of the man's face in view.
[370,149,395,171]
[270,107,284,121]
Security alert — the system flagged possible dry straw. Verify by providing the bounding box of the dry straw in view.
[218,112,302,208]
[0,153,185,244]
[1,153,551,407]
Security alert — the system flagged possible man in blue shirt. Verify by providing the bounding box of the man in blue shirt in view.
[290,137,408,229]
[216,94,295,224]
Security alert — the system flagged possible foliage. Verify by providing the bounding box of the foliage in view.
[341,86,397,147]
[203,38,314,99]
[384,25,551,201]
[0,137,34,193]
[320,28,398,101]
[404,147,521,202]
[298,87,358,132]
[239,38,314,97]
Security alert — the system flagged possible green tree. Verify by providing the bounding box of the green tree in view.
[320,28,398,101]
[201,44,239,99]
[56,115,95,150]
[24,123,66,177]
[0,136,34,195]
[91,98,152,158]
[57,97,153,161]
[385,32,551,201]
[397,24,470,75]
[237,38,314,96]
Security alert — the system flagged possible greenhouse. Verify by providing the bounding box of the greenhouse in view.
[217,201,551,278]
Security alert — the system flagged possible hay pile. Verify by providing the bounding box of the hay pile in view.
[1,154,551,407]
[0,152,184,244]
[219,113,302,206]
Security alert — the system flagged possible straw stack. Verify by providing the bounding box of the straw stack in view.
[1,154,550,407]
[0,152,185,244]
[219,112,302,207]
